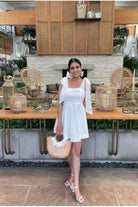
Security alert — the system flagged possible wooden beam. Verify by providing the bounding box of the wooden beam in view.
[115,9,138,25]
[0,10,35,25]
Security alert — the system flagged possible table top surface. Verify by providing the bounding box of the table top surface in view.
[0,107,138,120]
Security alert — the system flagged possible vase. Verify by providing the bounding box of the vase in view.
[77,1,86,18]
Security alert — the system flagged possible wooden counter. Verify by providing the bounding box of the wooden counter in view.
[0,107,138,120]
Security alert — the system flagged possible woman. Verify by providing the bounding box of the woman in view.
[54,58,93,204]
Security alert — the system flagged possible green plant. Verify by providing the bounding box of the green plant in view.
[20,27,36,54]
[0,58,19,76]
[16,82,26,88]
[20,27,36,40]
[114,26,129,47]
[123,55,138,73]
[135,83,138,87]
[13,56,27,71]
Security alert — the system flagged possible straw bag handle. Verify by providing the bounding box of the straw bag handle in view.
[51,134,68,148]
[56,134,63,142]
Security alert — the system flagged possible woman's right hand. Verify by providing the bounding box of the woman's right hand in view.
[56,123,63,135]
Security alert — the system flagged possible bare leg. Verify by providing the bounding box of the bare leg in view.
[72,140,83,200]
[66,147,74,184]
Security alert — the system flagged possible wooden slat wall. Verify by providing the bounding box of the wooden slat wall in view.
[35,1,114,55]
[0,10,35,25]
[115,9,138,25]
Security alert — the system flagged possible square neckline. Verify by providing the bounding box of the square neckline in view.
[67,78,85,89]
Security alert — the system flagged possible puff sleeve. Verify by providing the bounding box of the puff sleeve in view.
[59,77,67,104]
[84,78,93,115]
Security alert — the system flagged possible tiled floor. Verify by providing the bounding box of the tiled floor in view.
[0,167,138,206]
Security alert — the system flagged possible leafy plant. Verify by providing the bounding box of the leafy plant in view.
[13,56,27,71]
[20,27,36,54]
[113,26,129,48]
[16,82,26,88]
[135,83,138,87]
[20,27,36,40]
[0,58,19,76]
[123,55,138,73]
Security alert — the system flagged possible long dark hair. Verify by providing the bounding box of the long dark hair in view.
[68,58,82,70]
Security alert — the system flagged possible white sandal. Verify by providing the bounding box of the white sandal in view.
[73,186,85,204]
[64,173,74,189]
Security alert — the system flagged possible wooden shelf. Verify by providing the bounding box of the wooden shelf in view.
[75,18,101,21]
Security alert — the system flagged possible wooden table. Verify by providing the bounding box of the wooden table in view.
[0,107,138,156]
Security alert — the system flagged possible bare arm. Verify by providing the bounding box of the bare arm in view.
[56,84,63,134]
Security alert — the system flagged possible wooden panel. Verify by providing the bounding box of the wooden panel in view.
[127,26,136,36]
[115,9,138,25]
[89,1,100,13]
[50,1,61,20]
[15,26,23,36]
[75,23,86,53]
[87,22,99,54]
[37,23,49,54]
[0,38,13,54]
[62,1,74,20]
[0,10,35,25]
[36,1,114,55]
[50,23,61,53]
[99,22,113,54]
[35,1,49,20]
[63,23,73,53]
[101,1,114,19]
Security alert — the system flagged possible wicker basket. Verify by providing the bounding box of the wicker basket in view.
[20,67,42,97]
[95,85,117,111]
[10,93,27,113]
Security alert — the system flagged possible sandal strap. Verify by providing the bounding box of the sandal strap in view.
[73,186,79,189]
[77,196,83,202]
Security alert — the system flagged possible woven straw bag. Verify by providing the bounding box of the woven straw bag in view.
[47,135,71,159]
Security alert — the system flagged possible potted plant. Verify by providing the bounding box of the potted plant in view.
[113,26,129,54]
[123,55,138,76]
[0,58,19,77]
[20,27,36,54]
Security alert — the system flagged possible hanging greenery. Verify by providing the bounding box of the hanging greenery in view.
[114,26,129,47]
[20,26,36,40]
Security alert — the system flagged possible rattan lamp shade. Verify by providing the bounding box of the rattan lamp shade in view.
[95,85,117,111]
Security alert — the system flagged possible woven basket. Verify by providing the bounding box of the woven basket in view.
[95,85,117,111]
[47,135,71,159]
[10,93,27,113]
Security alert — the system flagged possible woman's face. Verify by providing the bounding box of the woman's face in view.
[69,62,82,78]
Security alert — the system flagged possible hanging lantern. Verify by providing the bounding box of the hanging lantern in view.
[2,76,16,109]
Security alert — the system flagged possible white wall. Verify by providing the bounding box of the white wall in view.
[27,55,124,87]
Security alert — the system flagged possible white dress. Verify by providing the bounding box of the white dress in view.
[54,77,93,142]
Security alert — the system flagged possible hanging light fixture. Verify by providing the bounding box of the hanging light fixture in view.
[129,41,137,58]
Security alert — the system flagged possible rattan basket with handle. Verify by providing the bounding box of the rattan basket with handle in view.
[47,135,71,159]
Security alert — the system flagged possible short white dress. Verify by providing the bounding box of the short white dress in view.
[54,77,93,142]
